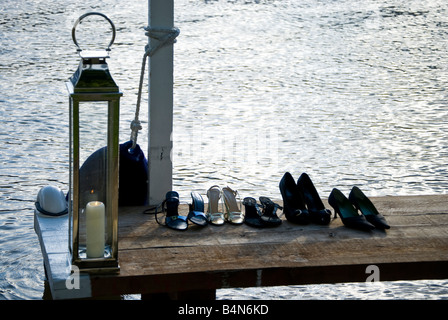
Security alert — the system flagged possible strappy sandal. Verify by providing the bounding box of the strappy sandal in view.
[259,196,283,227]
[206,185,225,226]
[243,197,264,228]
[188,191,208,226]
[155,191,188,231]
[222,186,244,225]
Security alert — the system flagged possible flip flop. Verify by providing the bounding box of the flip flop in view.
[188,191,208,226]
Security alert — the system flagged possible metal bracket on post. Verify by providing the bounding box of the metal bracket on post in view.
[147,0,176,205]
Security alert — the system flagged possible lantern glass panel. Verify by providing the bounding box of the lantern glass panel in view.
[78,101,109,259]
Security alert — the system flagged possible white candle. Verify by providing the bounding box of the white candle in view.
[86,201,105,258]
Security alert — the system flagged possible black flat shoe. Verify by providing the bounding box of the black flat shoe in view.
[297,173,331,225]
[188,191,208,227]
[279,172,309,224]
[259,196,283,227]
[328,188,374,231]
[349,186,390,230]
[162,191,188,231]
[243,197,265,228]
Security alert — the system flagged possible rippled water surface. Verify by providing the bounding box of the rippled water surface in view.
[1,0,447,299]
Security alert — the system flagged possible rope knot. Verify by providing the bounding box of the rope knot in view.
[144,26,180,57]
[130,26,180,151]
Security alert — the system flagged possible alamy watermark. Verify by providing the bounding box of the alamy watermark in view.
[170,126,281,174]
[365,265,380,282]
[66,265,80,290]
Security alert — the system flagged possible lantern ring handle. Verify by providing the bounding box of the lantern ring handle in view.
[72,12,116,52]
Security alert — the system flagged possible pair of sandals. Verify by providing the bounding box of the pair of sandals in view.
[243,196,283,228]
[207,185,245,226]
[152,191,208,231]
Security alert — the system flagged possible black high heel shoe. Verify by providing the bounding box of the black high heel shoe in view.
[349,186,390,230]
[259,196,283,227]
[328,188,374,231]
[279,172,309,224]
[297,173,331,225]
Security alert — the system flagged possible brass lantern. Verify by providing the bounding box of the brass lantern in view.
[67,12,121,273]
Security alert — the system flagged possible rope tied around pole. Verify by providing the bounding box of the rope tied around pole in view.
[130,26,180,151]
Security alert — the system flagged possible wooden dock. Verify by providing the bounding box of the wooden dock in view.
[34,194,448,300]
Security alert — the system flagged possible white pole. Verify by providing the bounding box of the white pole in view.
[147,0,174,205]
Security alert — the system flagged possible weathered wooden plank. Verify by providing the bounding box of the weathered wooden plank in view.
[116,231,448,274]
[117,195,448,253]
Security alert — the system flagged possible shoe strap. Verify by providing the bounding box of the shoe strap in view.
[223,186,242,212]
[207,185,221,196]
[226,211,244,220]
[261,201,283,218]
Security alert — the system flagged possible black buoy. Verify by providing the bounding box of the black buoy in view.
[79,140,148,208]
